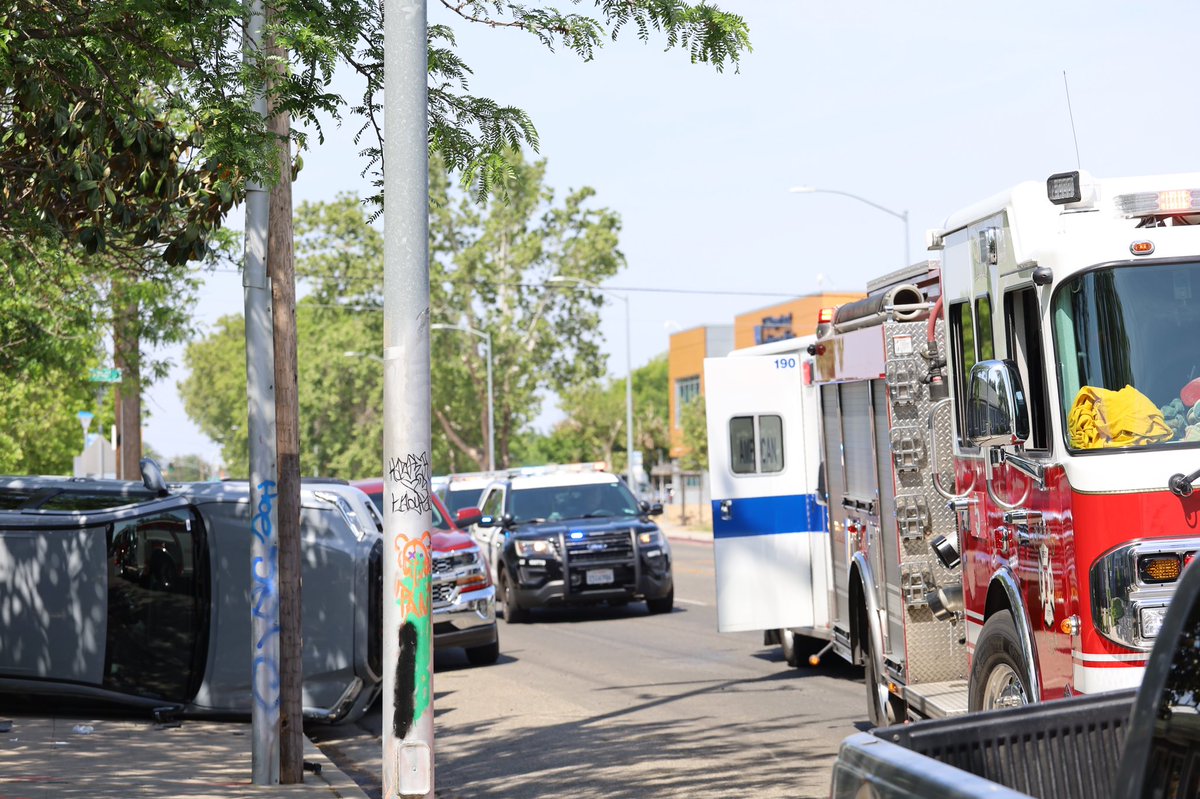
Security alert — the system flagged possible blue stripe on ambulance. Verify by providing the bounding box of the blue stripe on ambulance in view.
[711,494,828,539]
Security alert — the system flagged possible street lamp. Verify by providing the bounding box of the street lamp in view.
[430,324,494,473]
[789,186,910,269]
[546,275,636,495]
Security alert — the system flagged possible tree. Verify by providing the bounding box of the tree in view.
[679,394,708,471]
[182,153,627,474]
[180,303,386,478]
[2,1,749,262]
[539,354,670,473]
[0,236,203,475]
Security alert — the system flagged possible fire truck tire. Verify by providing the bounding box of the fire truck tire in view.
[499,571,530,624]
[969,611,1033,712]
[863,631,905,726]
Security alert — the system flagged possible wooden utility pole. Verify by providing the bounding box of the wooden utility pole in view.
[266,10,304,782]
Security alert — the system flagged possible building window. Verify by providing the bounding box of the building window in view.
[675,375,700,428]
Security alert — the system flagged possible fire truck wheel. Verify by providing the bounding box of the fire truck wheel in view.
[863,631,905,726]
[969,611,1032,712]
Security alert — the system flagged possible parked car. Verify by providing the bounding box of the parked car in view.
[0,468,381,722]
[351,479,499,665]
[471,466,673,621]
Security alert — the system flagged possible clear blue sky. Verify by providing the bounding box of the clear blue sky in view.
[143,0,1200,466]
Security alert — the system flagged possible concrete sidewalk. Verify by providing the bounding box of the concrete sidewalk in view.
[0,715,368,799]
[657,517,713,545]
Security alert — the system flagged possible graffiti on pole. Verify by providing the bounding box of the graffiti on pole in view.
[251,479,281,716]
[392,528,432,737]
[387,451,431,514]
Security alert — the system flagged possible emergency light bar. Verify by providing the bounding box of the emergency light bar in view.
[1114,188,1200,217]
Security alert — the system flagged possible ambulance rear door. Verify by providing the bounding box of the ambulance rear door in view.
[704,346,830,634]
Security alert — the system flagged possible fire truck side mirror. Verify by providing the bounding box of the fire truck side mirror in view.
[966,360,1030,449]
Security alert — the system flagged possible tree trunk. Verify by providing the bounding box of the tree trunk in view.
[266,14,304,783]
[113,294,141,480]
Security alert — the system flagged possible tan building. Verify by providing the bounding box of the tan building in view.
[732,294,864,350]
[668,325,733,457]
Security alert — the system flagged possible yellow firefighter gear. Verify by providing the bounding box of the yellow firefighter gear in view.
[1067,385,1173,449]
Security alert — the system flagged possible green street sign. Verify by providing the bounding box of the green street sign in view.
[88,368,122,383]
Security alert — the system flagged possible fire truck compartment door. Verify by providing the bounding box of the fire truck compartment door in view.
[704,354,830,634]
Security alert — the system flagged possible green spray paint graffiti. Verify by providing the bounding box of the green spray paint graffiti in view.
[393,529,432,737]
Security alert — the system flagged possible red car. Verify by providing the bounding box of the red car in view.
[352,479,499,665]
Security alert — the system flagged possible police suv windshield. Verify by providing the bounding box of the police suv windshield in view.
[509,481,640,523]
[1055,261,1200,451]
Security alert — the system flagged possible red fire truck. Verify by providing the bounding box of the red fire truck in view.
[709,169,1200,725]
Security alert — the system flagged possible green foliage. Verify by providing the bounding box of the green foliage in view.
[164,453,216,482]
[180,303,385,478]
[542,353,669,473]
[0,236,201,475]
[182,153,627,475]
[0,371,116,476]
[1,0,750,255]
[679,394,707,471]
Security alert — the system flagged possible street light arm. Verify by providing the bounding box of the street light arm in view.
[789,186,907,222]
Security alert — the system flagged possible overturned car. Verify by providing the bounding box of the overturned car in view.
[0,468,382,722]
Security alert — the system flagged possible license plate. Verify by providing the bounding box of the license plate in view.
[586,568,614,585]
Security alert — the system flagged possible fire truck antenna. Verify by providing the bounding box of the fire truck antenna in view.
[1062,70,1082,170]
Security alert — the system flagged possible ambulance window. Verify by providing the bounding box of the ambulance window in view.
[730,417,756,474]
[949,301,977,440]
[728,415,784,475]
[1004,287,1049,450]
[760,416,784,473]
[976,295,995,361]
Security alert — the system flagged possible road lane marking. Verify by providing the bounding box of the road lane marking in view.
[675,597,707,606]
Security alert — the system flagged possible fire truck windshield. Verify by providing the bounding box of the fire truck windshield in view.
[1055,261,1200,451]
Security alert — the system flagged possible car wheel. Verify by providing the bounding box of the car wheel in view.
[465,639,500,666]
[499,571,529,624]
[646,587,673,615]
[969,611,1033,712]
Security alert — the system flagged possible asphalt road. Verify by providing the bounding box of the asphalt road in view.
[310,536,869,799]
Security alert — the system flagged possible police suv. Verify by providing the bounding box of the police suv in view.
[471,465,673,621]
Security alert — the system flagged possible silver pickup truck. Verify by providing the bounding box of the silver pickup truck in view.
[830,558,1200,799]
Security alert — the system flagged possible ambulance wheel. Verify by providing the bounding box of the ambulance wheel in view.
[969,611,1032,712]
[863,630,906,727]
[780,630,825,668]
[780,629,800,667]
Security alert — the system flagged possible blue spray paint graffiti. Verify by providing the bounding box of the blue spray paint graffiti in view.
[251,479,280,716]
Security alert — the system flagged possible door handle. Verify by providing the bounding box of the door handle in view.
[719,499,732,521]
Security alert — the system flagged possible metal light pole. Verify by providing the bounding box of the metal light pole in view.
[431,325,494,472]
[242,0,280,784]
[547,276,636,494]
[383,0,434,797]
[789,186,910,268]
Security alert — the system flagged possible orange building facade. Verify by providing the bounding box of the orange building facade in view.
[668,292,863,457]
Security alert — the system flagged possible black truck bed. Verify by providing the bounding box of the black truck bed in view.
[870,689,1135,799]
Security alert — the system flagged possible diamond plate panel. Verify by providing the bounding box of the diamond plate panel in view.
[884,318,969,686]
